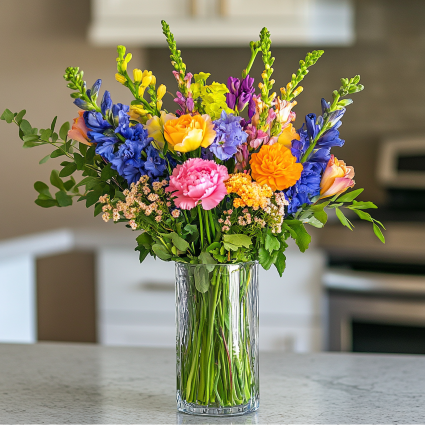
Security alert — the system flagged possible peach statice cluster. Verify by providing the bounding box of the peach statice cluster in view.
[2,20,385,276]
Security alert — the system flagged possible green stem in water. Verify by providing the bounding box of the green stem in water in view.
[186,292,206,400]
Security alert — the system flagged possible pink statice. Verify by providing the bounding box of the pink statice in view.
[166,158,229,210]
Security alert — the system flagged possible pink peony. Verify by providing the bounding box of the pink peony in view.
[165,158,229,210]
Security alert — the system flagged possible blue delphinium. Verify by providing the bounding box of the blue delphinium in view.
[110,122,168,185]
[284,99,345,214]
[210,110,248,161]
[81,90,168,186]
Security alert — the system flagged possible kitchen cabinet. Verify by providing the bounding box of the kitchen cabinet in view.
[0,228,325,351]
[89,0,354,46]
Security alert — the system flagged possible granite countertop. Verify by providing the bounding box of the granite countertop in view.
[0,343,424,424]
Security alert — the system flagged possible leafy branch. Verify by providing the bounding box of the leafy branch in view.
[301,76,364,162]
[297,188,385,243]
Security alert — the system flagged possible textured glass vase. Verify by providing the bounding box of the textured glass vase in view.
[175,261,259,416]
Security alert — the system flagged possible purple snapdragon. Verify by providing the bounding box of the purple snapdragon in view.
[226,75,255,118]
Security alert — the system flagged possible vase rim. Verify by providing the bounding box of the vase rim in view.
[175,260,258,269]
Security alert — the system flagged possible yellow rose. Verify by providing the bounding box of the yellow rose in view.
[163,114,216,152]
[277,124,300,148]
[146,111,176,149]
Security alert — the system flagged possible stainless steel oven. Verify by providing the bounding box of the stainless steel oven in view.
[325,268,425,354]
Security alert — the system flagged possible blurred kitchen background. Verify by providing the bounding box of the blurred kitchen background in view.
[1,0,425,354]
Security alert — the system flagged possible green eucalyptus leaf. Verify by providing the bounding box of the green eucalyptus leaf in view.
[22,140,40,148]
[86,190,102,208]
[1,109,14,123]
[152,244,172,260]
[50,116,58,132]
[170,232,189,252]
[19,119,32,135]
[14,110,26,125]
[22,135,40,142]
[55,191,73,207]
[34,181,51,197]
[50,170,65,191]
[35,198,59,208]
[74,153,85,170]
[50,149,65,158]
[39,129,52,142]
[59,121,70,141]
[39,154,51,164]
[59,162,77,177]
[94,202,103,217]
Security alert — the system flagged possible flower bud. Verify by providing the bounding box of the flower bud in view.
[115,73,127,85]
[157,84,166,100]
[138,85,146,97]
[156,100,163,110]
[150,75,156,87]
[133,68,142,83]
[141,75,152,87]
[121,61,127,72]
[293,86,304,97]
[125,53,132,63]
[258,82,264,89]
[286,82,292,91]
[142,70,152,80]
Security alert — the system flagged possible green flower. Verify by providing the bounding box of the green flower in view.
[200,82,232,120]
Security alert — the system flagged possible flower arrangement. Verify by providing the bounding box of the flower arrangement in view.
[1,21,385,414]
[1,22,384,273]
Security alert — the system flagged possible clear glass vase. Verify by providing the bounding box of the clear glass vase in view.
[175,261,259,416]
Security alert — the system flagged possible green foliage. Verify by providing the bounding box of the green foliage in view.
[223,234,252,249]
[282,220,311,253]
[194,266,210,293]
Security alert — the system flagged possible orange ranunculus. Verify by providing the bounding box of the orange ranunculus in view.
[277,123,300,148]
[320,155,355,199]
[250,143,303,191]
[163,114,216,152]
[68,111,92,146]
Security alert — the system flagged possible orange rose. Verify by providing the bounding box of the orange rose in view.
[250,144,303,191]
[163,114,215,152]
[277,123,300,148]
[320,155,355,199]
[67,111,92,146]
